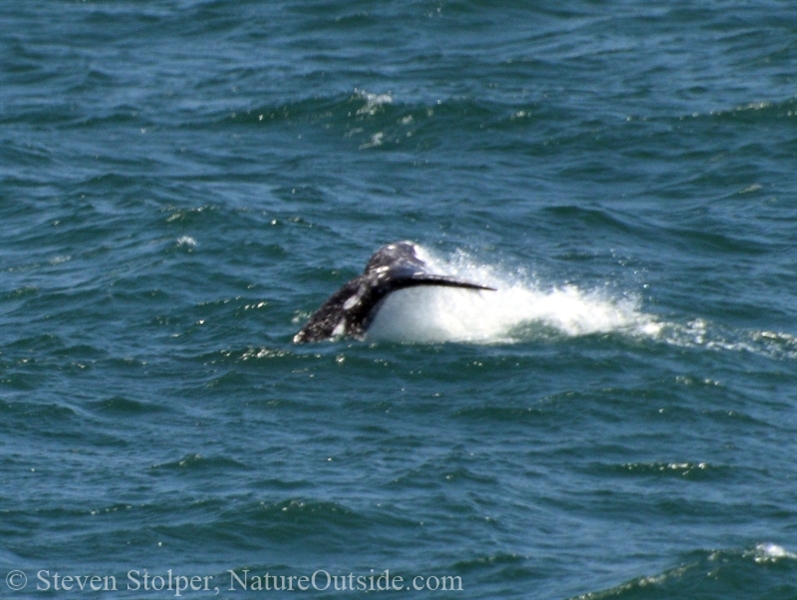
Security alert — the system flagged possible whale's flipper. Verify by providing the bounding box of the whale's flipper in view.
[293,241,496,343]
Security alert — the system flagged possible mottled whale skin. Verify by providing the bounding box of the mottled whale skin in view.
[293,241,495,343]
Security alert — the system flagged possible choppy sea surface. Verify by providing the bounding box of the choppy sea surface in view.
[2,1,796,598]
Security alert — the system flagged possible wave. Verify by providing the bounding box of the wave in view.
[569,543,797,600]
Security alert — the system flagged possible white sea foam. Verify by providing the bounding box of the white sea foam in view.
[364,245,796,358]
[366,245,661,344]
[176,235,197,247]
[354,88,393,116]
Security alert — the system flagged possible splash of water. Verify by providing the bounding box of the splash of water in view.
[368,247,797,362]
[366,245,661,344]
[363,245,797,362]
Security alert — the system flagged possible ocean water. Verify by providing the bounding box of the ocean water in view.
[1,1,796,598]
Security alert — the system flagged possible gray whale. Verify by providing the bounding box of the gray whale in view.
[293,241,496,343]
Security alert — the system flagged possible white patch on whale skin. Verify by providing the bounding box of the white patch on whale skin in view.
[332,320,347,336]
[343,294,361,310]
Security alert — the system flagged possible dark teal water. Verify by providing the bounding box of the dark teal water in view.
[2,1,796,599]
